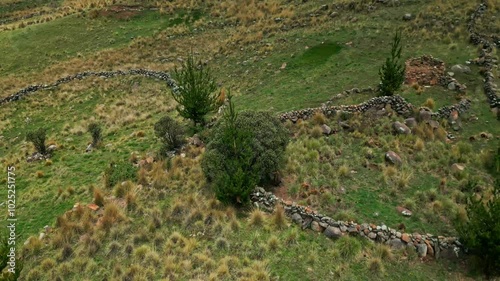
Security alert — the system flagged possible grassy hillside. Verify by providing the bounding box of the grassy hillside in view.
[0,0,499,280]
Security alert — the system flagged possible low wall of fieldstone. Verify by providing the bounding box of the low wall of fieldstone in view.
[0,69,179,106]
[278,95,471,122]
[467,2,500,110]
[251,187,462,260]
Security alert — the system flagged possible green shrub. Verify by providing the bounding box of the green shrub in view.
[104,161,137,188]
[202,94,259,205]
[26,128,47,155]
[202,103,289,188]
[88,122,102,147]
[171,52,220,125]
[455,181,500,277]
[153,116,185,155]
[378,30,405,96]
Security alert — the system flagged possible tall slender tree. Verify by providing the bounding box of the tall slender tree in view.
[171,52,220,126]
[379,30,406,96]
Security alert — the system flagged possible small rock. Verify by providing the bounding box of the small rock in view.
[47,144,57,151]
[368,232,377,239]
[393,121,411,135]
[404,117,417,128]
[311,221,324,232]
[319,4,328,11]
[329,12,338,18]
[451,163,465,173]
[321,124,332,135]
[448,82,456,90]
[385,151,402,166]
[403,13,412,21]
[451,64,471,74]
[401,233,411,243]
[291,213,303,224]
[419,110,432,121]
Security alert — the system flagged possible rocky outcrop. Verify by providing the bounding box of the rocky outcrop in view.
[251,187,463,260]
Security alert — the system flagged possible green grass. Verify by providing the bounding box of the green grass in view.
[0,10,193,75]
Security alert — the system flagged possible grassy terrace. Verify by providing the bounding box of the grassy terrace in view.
[0,0,498,280]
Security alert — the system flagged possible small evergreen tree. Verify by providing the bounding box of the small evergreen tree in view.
[171,52,220,126]
[202,92,289,205]
[26,128,47,155]
[88,122,102,147]
[456,147,500,277]
[378,30,406,96]
[203,93,258,205]
[154,116,185,155]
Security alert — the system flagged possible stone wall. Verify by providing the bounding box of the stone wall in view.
[278,95,471,123]
[0,69,179,106]
[251,187,462,260]
[467,2,500,110]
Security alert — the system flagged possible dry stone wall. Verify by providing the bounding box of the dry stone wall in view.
[467,2,500,110]
[278,95,471,122]
[0,69,179,106]
[251,187,462,260]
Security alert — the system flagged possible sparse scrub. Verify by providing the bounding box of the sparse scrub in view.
[104,161,137,188]
[26,128,47,155]
[87,122,102,147]
[154,116,185,154]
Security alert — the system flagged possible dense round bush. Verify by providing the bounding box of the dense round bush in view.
[203,110,289,186]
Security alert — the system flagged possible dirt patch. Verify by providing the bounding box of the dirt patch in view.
[405,55,446,86]
[97,5,143,20]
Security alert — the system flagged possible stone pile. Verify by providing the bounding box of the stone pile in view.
[251,187,462,259]
[0,69,179,106]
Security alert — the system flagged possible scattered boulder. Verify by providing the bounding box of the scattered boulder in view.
[419,110,432,121]
[448,82,456,90]
[385,151,402,166]
[427,119,440,130]
[393,121,411,135]
[86,143,93,153]
[321,124,332,135]
[403,13,413,21]
[451,64,471,74]
[47,144,57,152]
[404,117,417,128]
[323,226,342,239]
[396,206,412,216]
[191,134,203,147]
[451,163,465,173]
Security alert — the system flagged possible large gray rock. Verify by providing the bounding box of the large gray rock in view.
[393,121,411,135]
[323,226,342,239]
[419,110,432,121]
[388,238,405,249]
[451,64,471,74]
[404,118,417,128]
[385,151,402,166]
[321,124,332,135]
[417,243,428,257]
[291,213,303,224]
